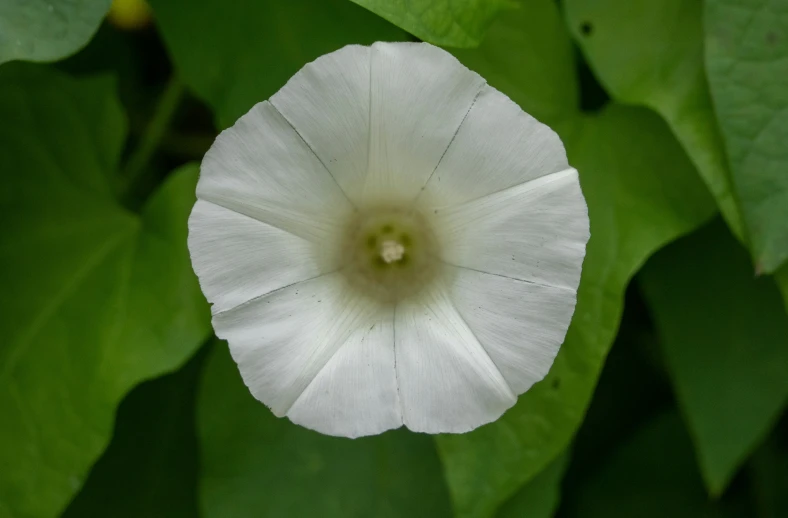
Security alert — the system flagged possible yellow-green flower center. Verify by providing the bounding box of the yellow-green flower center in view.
[340,207,440,303]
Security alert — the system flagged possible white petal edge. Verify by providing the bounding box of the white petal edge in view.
[188,200,335,314]
[213,272,402,437]
[447,266,576,394]
[395,282,516,433]
[363,42,486,204]
[431,168,589,291]
[287,307,402,438]
[197,100,353,243]
[270,45,371,206]
[415,84,570,209]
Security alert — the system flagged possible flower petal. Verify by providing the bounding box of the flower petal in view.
[447,267,576,394]
[287,307,402,438]
[270,45,371,206]
[213,272,401,436]
[188,200,333,314]
[432,168,588,290]
[394,283,516,433]
[416,85,570,208]
[198,100,353,243]
[364,42,486,204]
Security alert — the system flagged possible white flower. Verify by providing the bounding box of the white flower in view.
[188,42,589,438]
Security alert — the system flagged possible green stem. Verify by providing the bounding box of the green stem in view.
[118,76,185,202]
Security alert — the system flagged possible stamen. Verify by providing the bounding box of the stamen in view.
[338,207,441,302]
[380,240,405,263]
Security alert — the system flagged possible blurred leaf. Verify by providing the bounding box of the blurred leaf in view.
[451,0,578,125]
[148,0,407,128]
[349,0,512,48]
[778,269,788,312]
[0,64,210,518]
[749,417,788,518]
[63,343,209,518]
[639,220,788,495]
[564,0,788,312]
[198,345,453,518]
[0,0,111,65]
[564,296,674,485]
[562,411,752,518]
[56,23,144,114]
[436,104,716,518]
[705,0,788,273]
[564,0,744,242]
[496,453,568,518]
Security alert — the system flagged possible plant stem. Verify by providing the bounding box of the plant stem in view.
[118,76,185,204]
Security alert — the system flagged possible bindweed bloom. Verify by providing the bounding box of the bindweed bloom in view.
[188,42,589,438]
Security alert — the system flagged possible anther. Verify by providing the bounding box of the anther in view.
[380,240,405,263]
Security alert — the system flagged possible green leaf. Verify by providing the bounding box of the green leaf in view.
[705,0,788,273]
[451,0,578,125]
[749,419,788,518]
[566,312,674,482]
[565,0,788,308]
[63,344,209,518]
[436,104,716,518]
[777,268,788,311]
[198,345,453,518]
[639,219,788,495]
[562,411,752,518]
[0,0,111,65]
[564,0,745,241]
[348,0,512,48]
[0,64,210,518]
[496,453,568,518]
[148,0,408,129]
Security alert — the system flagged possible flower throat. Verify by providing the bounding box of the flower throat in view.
[340,207,440,303]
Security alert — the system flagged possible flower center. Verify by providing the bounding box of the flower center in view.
[379,239,405,263]
[340,208,440,303]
